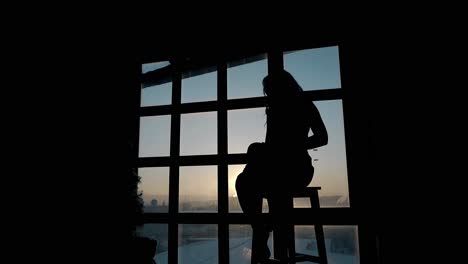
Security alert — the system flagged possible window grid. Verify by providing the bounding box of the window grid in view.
[138,48,355,264]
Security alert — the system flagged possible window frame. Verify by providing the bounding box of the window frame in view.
[137,46,360,264]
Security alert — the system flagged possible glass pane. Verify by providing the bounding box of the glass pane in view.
[179,224,218,264]
[228,165,268,213]
[141,82,172,107]
[293,198,312,208]
[182,69,217,103]
[308,100,349,207]
[135,224,168,264]
[228,107,266,154]
[229,225,273,264]
[180,112,217,156]
[295,225,359,264]
[138,167,169,213]
[324,226,359,263]
[139,115,171,157]
[284,46,341,90]
[228,54,267,99]
[142,61,170,74]
[228,165,244,213]
[179,166,217,212]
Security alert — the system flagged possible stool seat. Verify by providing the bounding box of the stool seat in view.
[254,187,328,264]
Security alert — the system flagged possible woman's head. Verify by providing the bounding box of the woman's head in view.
[262,69,303,98]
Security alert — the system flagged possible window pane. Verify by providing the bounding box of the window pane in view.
[179,166,217,212]
[182,69,217,103]
[228,54,267,99]
[308,100,349,207]
[229,225,273,264]
[141,61,172,107]
[228,165,245,213]
[179,224,218,264]
[228,107,266,154]
[142,61,170,74]
[180,112,217,156]
[141,82,172,107]
[138,167,169,213]
[135,224,168,264]
[228,165,268,213]
[295,225,359,264]
[284,46,341,90]
[324,226,359,263]
[139,115,171,157]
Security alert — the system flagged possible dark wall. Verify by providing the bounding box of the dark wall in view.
[46,36,405,263]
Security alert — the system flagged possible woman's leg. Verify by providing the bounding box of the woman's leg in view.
[267,194,294,261]
[235,172,271,261]
[235,172,263,217]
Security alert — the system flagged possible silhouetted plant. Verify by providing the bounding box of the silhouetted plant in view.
[127,141,157,263]
[131,167,144,227]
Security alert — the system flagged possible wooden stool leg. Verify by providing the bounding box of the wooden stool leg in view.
[310,191,328,264]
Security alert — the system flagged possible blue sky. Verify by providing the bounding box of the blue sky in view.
[138,46,349,208]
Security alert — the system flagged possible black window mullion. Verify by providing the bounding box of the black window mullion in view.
[337,44,356,209]
[168,69,181,264]
[217,63,229,264]
[138,89,343,117]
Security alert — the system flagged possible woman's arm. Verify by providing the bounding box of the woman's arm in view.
[305,102,328,149]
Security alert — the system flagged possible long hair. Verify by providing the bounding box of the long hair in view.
[262,69,303,97]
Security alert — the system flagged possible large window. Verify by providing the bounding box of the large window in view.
[137,46,359,263]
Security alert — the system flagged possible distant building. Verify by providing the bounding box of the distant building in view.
[151,198,158,208]
[143,198,168,212]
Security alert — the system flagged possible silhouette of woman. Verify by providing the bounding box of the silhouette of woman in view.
[235,69,328,261]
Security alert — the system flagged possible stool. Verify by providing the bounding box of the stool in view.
[255,187,328,264]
